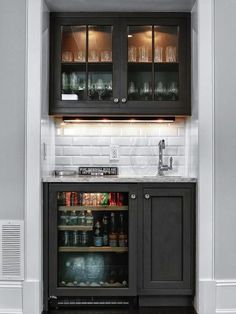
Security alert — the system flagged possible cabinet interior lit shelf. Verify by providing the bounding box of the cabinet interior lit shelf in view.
[58,225,93,231]
[58,206,128,212]
[59,246,128,253]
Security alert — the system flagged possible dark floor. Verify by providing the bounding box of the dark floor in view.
[47,307,196,314]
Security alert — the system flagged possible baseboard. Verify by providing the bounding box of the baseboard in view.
[215,280,236,314]
[23,280,42,314]
[195,279,216,314]
[0,281,23,314]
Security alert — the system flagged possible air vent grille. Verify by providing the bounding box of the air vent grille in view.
[0,221,24,280]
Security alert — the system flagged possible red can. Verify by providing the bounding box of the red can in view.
[66,192,71,206]
[71,192,78,206]
[117,193,124,206]
[109,192,117,206]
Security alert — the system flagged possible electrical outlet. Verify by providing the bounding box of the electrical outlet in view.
[110,145,119,161]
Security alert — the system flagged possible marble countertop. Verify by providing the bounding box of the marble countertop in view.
[42,175,197,183]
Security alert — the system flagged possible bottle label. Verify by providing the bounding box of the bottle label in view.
[94,236,103,247]
[109,239,117,247]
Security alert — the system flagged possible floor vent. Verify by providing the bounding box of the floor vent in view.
[0,220,24,280]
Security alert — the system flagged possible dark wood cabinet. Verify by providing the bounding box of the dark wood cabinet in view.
[43,182,195,310]
[49,13,191,116]
[138,183,195,306]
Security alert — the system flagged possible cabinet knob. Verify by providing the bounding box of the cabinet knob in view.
[121,98,127,103]
[144,193,150,199]
[113,97,119,103]
[130,193,136,200]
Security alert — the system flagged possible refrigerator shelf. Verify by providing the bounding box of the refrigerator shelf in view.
[58,205,128,212]
[58,225,93,231]
[58,246,128,253]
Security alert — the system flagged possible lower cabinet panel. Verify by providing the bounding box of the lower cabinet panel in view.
[139,183,195,298]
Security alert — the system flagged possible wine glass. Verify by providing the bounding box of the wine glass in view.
[168,82,178,100]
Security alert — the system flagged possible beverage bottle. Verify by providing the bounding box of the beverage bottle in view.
[78,211,86,226]
[109,213,117,247]
[81,231,88,247]
[118,213,128,247]
[102,215,109,246]
[59,210,69,225]
[72,231,79,246]
[85,210,94,226]
[94,220,103,247]
[70,210,78,225]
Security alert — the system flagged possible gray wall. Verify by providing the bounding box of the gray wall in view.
[0,0,26,219]
[215,0,236,278]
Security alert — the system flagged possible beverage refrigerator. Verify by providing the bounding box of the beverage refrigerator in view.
[44,183,138,310]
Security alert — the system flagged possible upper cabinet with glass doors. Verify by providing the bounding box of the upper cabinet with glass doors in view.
[50,14,190,116]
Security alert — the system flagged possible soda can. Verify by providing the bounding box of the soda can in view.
[66,192,71,206]
[101,193,109,206]
[57,192,66,206]
[109,192,117,206]
[71,192,78,206]
[117,193,124,206]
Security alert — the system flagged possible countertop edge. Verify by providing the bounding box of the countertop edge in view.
[42,176,197,183]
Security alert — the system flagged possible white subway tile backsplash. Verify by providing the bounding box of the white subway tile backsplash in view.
[56,156,72,165]
[55,147,63,156]
[55,137,72,146]
[72,156,92,165]
[168,137,185,146]
[159,126,178,136]
[73,137,110,146]
[55,119,187,176]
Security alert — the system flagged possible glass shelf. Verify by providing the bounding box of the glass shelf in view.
[58,247,128,253]
[58,206,128,212]
[58,225,93,231]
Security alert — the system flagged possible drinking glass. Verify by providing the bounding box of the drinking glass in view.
[61,50,73,62]
[154,47,163,62]
[128,46,137,62]
[74,50,86,62]
[128,81,136,94]
[89,50,99,62]
[70,72,79,92]
[165,46,177,62]
[168,81,179,100]
[155,81,165,100]
[138,46,148,62]
[62,72,69,92]
[101,50,112,62]
[140,82,151,100]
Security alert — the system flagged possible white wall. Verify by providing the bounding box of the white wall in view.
[214,0,236,312]
[41,1,55,178]
[0,0,26,220]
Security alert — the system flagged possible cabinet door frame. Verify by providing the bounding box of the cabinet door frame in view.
[47,183,138,297]
[119,15,191,116]
[50,15,122,115]
[138,183,195,295]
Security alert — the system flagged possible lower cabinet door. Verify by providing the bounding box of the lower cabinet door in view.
[140,184,195,295]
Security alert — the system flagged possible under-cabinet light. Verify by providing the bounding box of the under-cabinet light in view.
[62,117,175,123]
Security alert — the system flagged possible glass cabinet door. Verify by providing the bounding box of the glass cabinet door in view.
[57,191,129,289]
[154,26,179,101]
[61,25,113,102]
[127,24,180,102]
